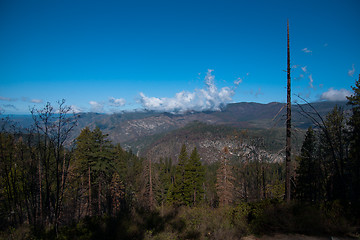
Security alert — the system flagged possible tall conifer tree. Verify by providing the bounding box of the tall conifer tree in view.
[347,74,360,202]
[295,127,323,202]
[168,144,188,205]
[184,147,205,206]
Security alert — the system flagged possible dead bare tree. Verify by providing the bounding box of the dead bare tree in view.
[285,20,292,202]
[31,100,78,234]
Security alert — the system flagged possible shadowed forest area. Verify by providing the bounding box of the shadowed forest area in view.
[0,76,360,239]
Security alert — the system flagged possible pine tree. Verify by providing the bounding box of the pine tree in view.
[110,172,125,215]
[74,126,113,216]
[295,127,323,202]
[74,127,94,216]
[138,157,156,210]
[168,144,188,205]
[110,144,128,213]
[157,157,173,212]
[216,147,235,207]
[347,74,360,202]
[184,147,205,206]
[318,106,348,201]
[91,127,113,215]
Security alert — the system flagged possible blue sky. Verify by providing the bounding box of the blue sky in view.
[1,0,359,114]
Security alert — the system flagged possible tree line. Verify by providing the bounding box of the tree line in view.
[0,102,284,233]
[0,76,359,237]
[295,75,360,205]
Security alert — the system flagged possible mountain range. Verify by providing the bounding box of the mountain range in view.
[3,100,350,164]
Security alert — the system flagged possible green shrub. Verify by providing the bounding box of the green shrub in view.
[1,201,356,239]
[176,206,248,240]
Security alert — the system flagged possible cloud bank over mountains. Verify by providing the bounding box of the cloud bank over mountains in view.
[139,69,235,113]
[2,66,354,114]
[320,88,351,101]
[88,97,126,113]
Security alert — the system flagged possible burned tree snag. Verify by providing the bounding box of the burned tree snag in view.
[285,20,292,202]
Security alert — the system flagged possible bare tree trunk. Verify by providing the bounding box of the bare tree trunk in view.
[262,166,266,199]
[161,201,164,216]
[55,150,66,228]
[98,181,101,215]
[194,189,196,206]
[149,158,154,210]
[38,157,43,224]
[88,166,92,216]
[77,176,82,220]
[60,151,66,202]
[285,19,292,203]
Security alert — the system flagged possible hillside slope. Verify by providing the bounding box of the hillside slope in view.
[3,101,348,162]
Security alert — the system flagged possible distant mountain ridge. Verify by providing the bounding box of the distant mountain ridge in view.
[2,101,350,162]
[72,100,349,143]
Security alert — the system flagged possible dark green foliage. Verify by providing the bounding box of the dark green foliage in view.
[347,74,360,202]
[295,127,323,202]
[74,126,94,171]
[155,157,174,207]
[91,127,113,176]
[70,126,144,218]
[203,162,219,207]
[292,76,360,208]
[319,106,349,201]
[184,147,205,206]
[168,144,188,205]
[248,200,353,236]
[168,145,205,207]
[294,104,358,203]
[109,144,144,211]
[75,126,113,177]
[74,126,114,216]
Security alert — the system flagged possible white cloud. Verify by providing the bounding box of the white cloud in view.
[302,48,312,53]
[89,101,104,112]
[348,64,355,77]
[31,99,43,103]
[21,97,42,103]
[301,66,307,72]
[70,105,83,113]
[320,88,351,101]
[234,77,242,85]
[139,69,235,113]
[0,96,13,101]
[309,74,314,88]
[109,97,126,107]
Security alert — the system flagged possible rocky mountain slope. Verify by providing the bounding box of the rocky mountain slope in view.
[73,100,348,144]
[3,101,349,163]
[141,122,304,164]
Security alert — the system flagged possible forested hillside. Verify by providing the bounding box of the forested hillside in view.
[3,101,348,159]
[1,79,359,239]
